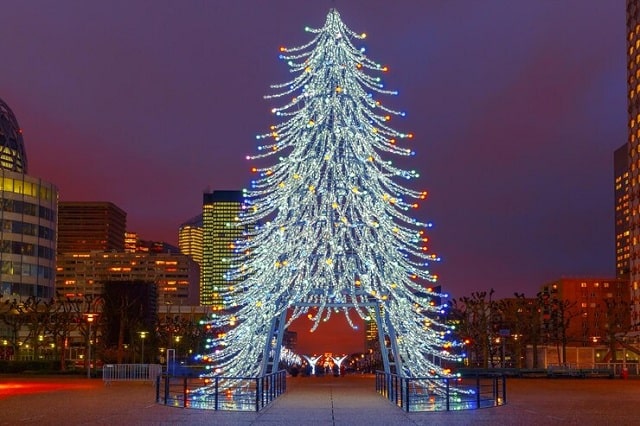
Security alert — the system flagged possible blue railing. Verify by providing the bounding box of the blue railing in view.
[375,371,506,412]
[157,370,287,412]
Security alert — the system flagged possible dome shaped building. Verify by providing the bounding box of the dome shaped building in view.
[0,97,57,299]
[0,99,28,173]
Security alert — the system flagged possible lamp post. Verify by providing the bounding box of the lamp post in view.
[37,335,43,360]
[84,314,97,379]
[139,331,147,364]
[174,335,181,358]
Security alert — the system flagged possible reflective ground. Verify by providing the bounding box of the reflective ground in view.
[1,374,639,425]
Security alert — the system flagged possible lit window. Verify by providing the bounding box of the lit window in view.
[581,282,587,288]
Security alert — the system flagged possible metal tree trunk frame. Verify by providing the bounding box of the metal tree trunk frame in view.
[259,300,403,377]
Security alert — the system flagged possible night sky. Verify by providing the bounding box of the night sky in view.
[0,1,626,308]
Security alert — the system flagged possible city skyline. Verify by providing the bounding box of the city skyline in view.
[0,1,625,299]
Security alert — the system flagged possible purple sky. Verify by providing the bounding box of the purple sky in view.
[0,1,626,300]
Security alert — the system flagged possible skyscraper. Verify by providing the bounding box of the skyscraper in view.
[57,201,126,253]
[0,97,57,299]
[201,190,244,308]
[615,144,630,280]
[627,0,640,329]
[178,214,203,266]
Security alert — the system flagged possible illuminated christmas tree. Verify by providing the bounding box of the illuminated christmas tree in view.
[205,8,464,382]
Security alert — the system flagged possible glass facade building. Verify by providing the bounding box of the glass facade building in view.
[615,144,631,280]
[0,97,57,299]
[201,190,244,308]
[0,98,27,173]
[178,214,203,266]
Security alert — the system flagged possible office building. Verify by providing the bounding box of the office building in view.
[0,97,57,299]
[201,190,244,308]
[125,231,179,254]
[56,251,200,306]
[364,315,379,352]
[628,0,640,328]
[615,144,631,280]
[539,277,630,345]
[178,214,203,266]
[124,231,138,253]
[57,201,126,253]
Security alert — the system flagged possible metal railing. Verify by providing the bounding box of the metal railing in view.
[595,362,638,377]
[102,363,162,384]
[457,365,618,378]
[156,370,286,412]
[545,364,614,378]
[375,371,506,412]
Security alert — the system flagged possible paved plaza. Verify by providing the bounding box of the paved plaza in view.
[1,374,639,425]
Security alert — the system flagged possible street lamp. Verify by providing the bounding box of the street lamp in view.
[84,314,97,379]
[139,331,148,364]
[174,335,184,366]
[38,335,43,360]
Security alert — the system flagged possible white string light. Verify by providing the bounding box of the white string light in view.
[203,8,465,385]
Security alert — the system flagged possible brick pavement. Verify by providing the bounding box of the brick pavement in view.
[1,374,639,425]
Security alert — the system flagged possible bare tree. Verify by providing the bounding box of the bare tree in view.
[539,291,580,366]
[602,298,631,362]
[46,295,90,370]
[451,289,496,368]
[0,296,28,359]
[513,292,543,368]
